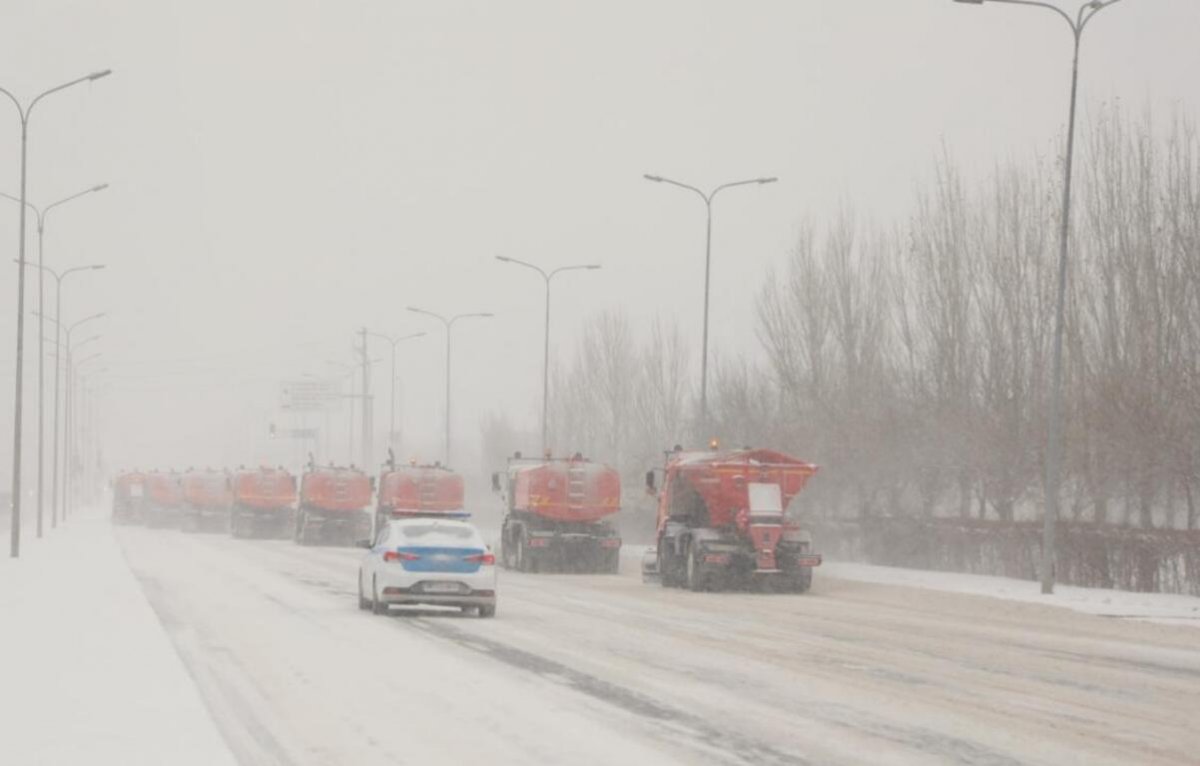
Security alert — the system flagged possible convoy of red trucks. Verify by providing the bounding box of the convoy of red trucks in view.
[493,453,622,574]
[109,442,822,596]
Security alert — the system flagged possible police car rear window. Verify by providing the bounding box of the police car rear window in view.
[399,523,474,540]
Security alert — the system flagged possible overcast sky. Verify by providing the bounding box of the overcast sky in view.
[1,0,1197,478]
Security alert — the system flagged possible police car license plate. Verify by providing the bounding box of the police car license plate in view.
[424,582,462,594]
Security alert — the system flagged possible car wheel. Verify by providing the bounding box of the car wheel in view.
[357,572,370,610]
[478,604,496,618]
[371,576,388,615]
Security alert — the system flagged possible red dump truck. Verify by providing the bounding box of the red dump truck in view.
[642,447,822,592]
[493,453,622,573]
[230,466,297,539]
[143,470,185,529]
[112,471,146,525]
[295,461,373,546]
[375,452,465,533]
[180,469,233,533]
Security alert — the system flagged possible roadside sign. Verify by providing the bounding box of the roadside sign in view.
[280,379,340,411]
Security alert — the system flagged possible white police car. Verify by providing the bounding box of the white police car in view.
[358,517,497,618]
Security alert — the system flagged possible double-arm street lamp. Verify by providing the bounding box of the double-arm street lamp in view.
[19,262,105,529]
[952,0,1127,594]
[495,256,600,454]
[365,331,426,456]
[407,307,492,467]
[2,68,112,557]
[3,185,108,538]
[643,173,777,430]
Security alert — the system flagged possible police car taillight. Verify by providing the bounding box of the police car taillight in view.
[464,552,495,566]
[383,551,419,563]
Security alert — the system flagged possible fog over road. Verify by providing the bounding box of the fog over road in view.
[116,526,1200,765]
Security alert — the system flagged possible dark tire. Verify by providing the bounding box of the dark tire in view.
[501,533,514,569]
[371,577,387,615]
[659,544,679,588]
[514,535,527,572]
[478,604,496,618]
[605,549,621,575]
[358,572,370,610]
[686,540,705,592]
[786,568,813,594]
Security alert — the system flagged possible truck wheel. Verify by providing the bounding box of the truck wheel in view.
[514,536,526,572]
[787,569,813,594]
[358,573,370,610]
[659,545,678,587]
[686,541,706,592]
[372,577,387,615]
[605,549,620,575]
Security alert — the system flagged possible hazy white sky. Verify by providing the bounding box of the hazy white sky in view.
[1,0,1198,477]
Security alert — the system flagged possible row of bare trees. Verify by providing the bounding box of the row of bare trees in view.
[499,107,1199,530]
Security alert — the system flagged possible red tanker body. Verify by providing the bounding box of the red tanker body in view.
[229,466,297,539]
[495,453,621,573]
[143,470,184,529]
[375,455,464,532]
[295,461,372,546]
[111,471,146,525]
[642,446,822,592]
[180,469,233,533]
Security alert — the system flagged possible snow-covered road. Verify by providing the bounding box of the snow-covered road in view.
[115,526,1200,765]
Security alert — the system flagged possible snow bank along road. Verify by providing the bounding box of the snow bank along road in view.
[115,526,1200,766]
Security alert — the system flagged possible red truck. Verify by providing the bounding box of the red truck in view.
[143,470,184,529]
[295,460,373,546]
[111,470,146,525]
[493,453,622,573]
[230,466,297,539]
[642,446,822,592]
[375,451,465,533]
[180,469,233,533]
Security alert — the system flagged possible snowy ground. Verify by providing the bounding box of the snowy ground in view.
[6,513,1200,765]
[822,562,1200,628]
[0,510,236,766]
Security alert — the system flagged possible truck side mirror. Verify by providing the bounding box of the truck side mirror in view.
[491,472,501,493]
[645,470,657,495]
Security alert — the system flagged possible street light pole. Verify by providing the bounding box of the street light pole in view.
[366,330,426,456]
[407,307,492,467]
[495,256,600,454]
[643,173,777,431]
[951,0,1127,595]
[1,69,111,557]
[18,262,105,528]
[2,185,108,537]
